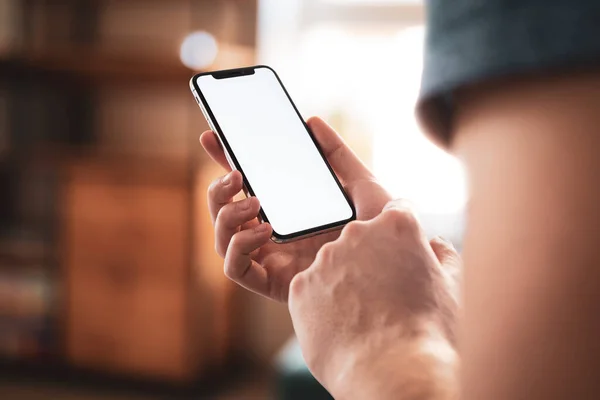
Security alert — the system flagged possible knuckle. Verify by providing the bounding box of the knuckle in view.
[215,203,227,221]
[289,272,307,299]
[207,176,223,198]
[342,221,365,237]
[316,242,336,262]
[381,207,419,231]
[223,239,242,280]
[215,222,237,259]
[227,232,241,251]
[223,262,239,280]
[223,261,234,279]
[214,210,225,232]
[214,241,225,258]
[215,203,234,228]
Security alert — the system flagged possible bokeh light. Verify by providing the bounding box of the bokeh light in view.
[180,31,218,70]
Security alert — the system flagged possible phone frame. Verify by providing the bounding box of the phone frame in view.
[190,65,356,243]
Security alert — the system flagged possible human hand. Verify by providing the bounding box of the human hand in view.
[288,200,461,399]
[199,117,392,302]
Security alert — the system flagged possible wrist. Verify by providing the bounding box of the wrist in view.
[329,326,459,400]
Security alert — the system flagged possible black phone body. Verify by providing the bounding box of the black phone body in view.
[190,65,355,243]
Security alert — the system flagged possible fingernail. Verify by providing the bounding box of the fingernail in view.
[384,198,413,210]
[240,197,253,210]
[254,223,270,233]
[437,236,455,248]
[221,173,232,186]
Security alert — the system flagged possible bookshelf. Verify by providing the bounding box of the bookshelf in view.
[0,0,257,383]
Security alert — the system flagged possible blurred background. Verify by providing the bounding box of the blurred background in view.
[0,0,464,399]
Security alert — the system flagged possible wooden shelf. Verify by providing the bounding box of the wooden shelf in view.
[0,236,51,267]
[29,144,193,181]
[0,48,195,83]
[0,41,255,84]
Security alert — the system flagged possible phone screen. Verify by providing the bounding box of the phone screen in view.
[194,66,354,239]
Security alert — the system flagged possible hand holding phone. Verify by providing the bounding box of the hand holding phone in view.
[200,116,392,302]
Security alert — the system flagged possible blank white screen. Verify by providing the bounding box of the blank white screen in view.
[196,67,353,237]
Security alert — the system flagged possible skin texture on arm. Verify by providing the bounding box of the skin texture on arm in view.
[288,202,461,400]
[453,70,600,399]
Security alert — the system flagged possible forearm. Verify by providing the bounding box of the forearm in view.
[455,71,600,399]
[330,328,459,400]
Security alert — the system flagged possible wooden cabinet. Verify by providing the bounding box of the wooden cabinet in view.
[61,158,225,381]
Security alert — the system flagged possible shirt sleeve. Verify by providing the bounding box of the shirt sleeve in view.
[417,0,600,147]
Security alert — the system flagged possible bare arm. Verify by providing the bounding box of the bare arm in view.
[454,70,600,399]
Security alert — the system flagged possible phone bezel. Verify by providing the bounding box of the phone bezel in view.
[190,65,356,243]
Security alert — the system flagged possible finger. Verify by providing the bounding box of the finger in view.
[307,117,373,183]
[215,197,261,257]
[429,236,461,276]
[429,237,462,302]
[429,236,462,287]
[200,130,231,171]
[224,223,273,297]
[208,170,244,223]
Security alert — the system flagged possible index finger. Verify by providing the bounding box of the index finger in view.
[200,130,231,171]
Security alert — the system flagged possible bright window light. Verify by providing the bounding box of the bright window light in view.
[372,27,467,214]
[258,3,467,216]
[323,0,421,4]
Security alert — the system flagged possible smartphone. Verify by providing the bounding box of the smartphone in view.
[189,65,355,243]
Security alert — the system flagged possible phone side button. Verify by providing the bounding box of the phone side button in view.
[208,121,217,133]
[224,151,236,170]
[200,107,210,123]
[192,89,201,104]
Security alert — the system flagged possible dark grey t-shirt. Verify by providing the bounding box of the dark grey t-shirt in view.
[417,0,600,146]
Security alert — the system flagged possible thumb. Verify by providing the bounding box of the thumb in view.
[430,237,461,275]
[307,117,373,183]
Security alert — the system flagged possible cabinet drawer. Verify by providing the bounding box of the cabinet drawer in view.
[65,181,188,283]
[67,273,188,380]
[68,219,186,285]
